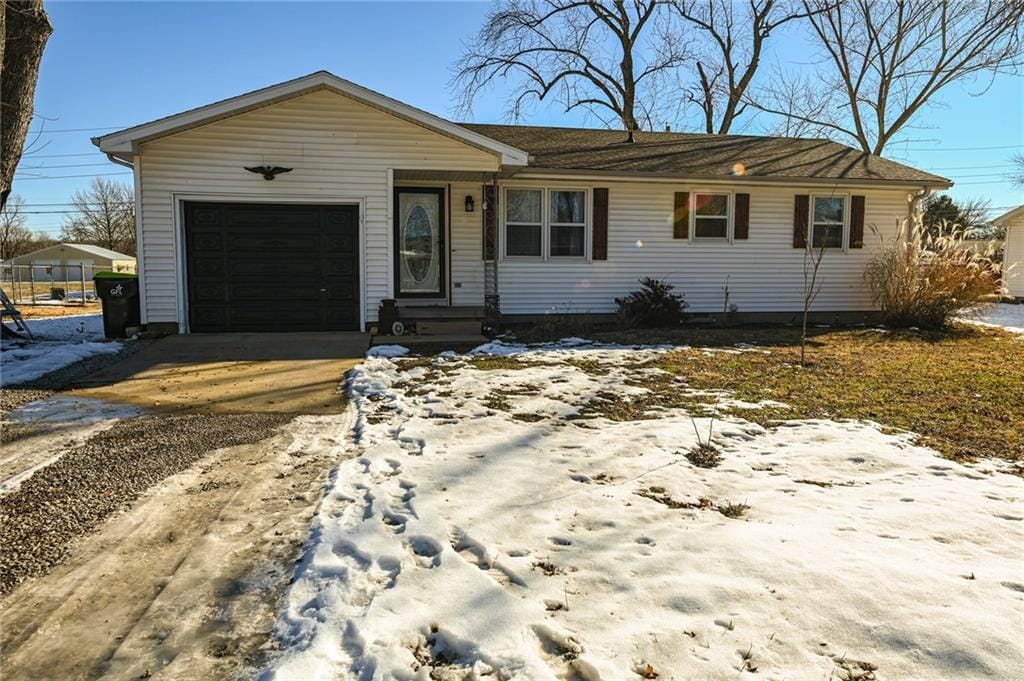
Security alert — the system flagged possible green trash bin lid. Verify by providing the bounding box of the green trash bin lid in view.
[93,271,138,280]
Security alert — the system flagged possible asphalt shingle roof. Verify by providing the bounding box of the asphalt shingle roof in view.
[459,123,950,186]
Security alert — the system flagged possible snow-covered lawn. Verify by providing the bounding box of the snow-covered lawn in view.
[266,340,1024,681]
[1,314,122,386]
[957,303,1024,334]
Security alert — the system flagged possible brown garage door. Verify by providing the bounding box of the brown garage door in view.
[184,202,359,332]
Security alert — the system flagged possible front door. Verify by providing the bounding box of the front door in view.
[394,187,445,298]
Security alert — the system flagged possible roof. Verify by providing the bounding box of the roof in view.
[93,71,529,166]
[993,205,1024,225]
[461,123,952,187]
[92,71,948,187]
[6,243,135,263]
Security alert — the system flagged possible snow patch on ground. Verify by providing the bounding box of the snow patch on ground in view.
[1,314,122,386]
[265,341,1024,680]
[368,345,410,358]
[957,303,1024,334]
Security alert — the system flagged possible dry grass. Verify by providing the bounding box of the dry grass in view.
[548,324,1023,465]
[864,222,1002,329]
[16,303,101,319]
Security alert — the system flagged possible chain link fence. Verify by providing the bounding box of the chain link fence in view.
[0,263,104,306]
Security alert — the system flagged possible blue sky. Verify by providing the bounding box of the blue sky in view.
[17,1,1023,234]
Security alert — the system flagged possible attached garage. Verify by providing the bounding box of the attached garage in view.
[183,202,360,332]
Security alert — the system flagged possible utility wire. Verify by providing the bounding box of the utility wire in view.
[14,172,132,181]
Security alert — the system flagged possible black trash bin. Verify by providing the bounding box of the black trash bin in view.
[94,272,141,339]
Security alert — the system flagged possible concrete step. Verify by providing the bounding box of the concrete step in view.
[415,320,482,336]
[398,305,485,321]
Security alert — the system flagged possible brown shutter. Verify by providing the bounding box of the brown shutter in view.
[850,195,865,248]
[592,188,608,260]
[483,184,497,260]
[793,194,809,248]
[734,193,750,240]
[673,192,690,239]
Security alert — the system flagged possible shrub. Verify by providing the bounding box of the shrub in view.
[864,219,1002,329]
[615,277,688,328]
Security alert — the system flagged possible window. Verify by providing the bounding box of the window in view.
[812,196,845,248]
[693,192,729,239]
[503,187,589,259]
[506,189,543,256]
[550,190,586,257]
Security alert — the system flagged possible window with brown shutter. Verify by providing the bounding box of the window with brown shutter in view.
[734,193,750,240]
[674,192,690,239]
[850,195,865,248]
[592,188,608,260]
[793,194,809,248]
[483,184,497,260]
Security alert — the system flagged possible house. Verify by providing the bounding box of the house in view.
[92,71,952,334]
[4,243,136,282]
[993,205,1024,298]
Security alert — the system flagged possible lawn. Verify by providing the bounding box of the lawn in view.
[262,333,1024,680]
[543,324,1024,468]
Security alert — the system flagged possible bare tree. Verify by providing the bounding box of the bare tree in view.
[453,0,687,130]
[1011,152,1024,189]
[1,1,54,210]
[800,238,826,367]
[757,0,1024,154]
[0,195,33,259]
[673,0,821,134]
[60,177,136,255]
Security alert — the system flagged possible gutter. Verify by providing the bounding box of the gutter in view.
[104,152,134,170]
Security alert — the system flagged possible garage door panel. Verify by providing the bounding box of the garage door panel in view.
[226,233,323,252]
[226,209,319,229]
[184,202,360,332]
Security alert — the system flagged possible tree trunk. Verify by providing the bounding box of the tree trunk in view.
[1,0,54,210]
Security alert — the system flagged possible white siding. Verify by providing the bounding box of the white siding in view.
[137,89,499,327]
[495,178,912,315]
[1004,218,1024,298]
[450,182,485,306]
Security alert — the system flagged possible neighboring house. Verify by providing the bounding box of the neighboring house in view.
[993,205,1024,298]
[4,242,136,282]
[92,71,952,334]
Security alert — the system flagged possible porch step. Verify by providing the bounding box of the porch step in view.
[398,305,485,321]
[415,320,482,336]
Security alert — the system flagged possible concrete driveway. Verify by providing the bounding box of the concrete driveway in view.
[68,332,370,414]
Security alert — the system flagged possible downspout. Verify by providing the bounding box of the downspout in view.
[105,152,134,170]
[104,151,147,326]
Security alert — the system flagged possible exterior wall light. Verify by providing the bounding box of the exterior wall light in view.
[465,195,475,212]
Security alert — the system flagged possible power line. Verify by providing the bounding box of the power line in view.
[896,143,1023,152]
[14,172,132,181]
[23,152,105,159]
[925,163,1015,171]
[16,162,118,170]
[25,126,126,134]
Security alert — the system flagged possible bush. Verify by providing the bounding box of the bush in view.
[615,277,688,328]
[864,220,1002,329]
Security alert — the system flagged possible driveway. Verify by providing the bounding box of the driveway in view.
[67,331,370,414]
[1,332,367,680]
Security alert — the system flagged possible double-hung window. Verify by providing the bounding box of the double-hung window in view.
[811,196,846,248]
[505,189,543,257]
[549,190,586,257]
[693,192,730,239]
[504,188,588,259]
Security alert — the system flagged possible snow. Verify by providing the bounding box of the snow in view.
[265,340,1024,680]
[1,314,122,387]
[957,303,1024,334]
[368,345,411,358]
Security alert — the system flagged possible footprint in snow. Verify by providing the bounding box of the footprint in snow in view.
[549,536,573,547]
[406,535,442,568]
